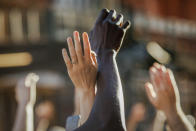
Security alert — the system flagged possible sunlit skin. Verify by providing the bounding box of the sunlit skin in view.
[74,9,130,131]
[145,63,195,131]
[62,31,97,125]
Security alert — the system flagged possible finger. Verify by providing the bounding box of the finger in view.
[166,69,177,89]
[149,67,159,91]
[82,32,91,61]
[153,62,161,71]
[67,37,78,64]
[91,51,97,68]
[121,20,131,30]
[154,63,168,90]
[160,65,167,85]
[152,64,163,88]
[153,63,164,82]
[62,48,72,69]
[153,63,165,76]
[161,65,167,73]
[166,69,180,99]
[95,8,109,24]
[115,14,123,26]
[73,31,83,62]
[105,9,116,22]
[145,82,156,103]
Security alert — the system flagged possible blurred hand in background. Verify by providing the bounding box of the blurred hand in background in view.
[145,63,195,131]
[127,103,146,131]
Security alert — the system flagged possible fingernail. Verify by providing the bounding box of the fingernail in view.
[154,62,161,69]
[83,32,86,37]
[161,65,166,72]
[67,37,71,42]
[74,31,79,36]
[151,67,156,73]
[62,48,66,52]
[145,82,150,87]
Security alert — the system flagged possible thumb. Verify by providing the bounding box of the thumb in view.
[91,51,98,68]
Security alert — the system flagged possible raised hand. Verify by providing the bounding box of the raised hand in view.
[62,31,97,93]
[145,63,194,131]
[62,31,98,124]
[15,73,39,106]
[145,63,180,113]
[71,9,130,130]
[89,9,130,56]
[13,73,39,131]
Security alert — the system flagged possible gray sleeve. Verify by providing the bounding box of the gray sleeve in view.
[65,115,81,131]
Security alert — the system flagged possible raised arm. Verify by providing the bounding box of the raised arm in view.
[145,63,195,131]
[75,9,130,130]
[13,73,39,131]
[62,31,98,125]
[13,78,30,131]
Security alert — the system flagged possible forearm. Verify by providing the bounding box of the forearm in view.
[97,50,125,123]
[76,50,126,130]
[12,104,26,131]
[165,108,195,131]
[74,88,81,115]
[26,104,34,131]
[152,111,166,131]
[96,50,126,129]
[79,88,95,125]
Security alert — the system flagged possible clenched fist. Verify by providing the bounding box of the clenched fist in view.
[89,9,130,56]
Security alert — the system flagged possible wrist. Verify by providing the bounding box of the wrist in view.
[165,109,185,130]
[165,106,183,121]
[75,86,95,97]
[164,103,182,117]
[80,91,95,101]
[96,49,117,65]
[97,49,116,59]
[18,102,27,110]
[18,100,29,106]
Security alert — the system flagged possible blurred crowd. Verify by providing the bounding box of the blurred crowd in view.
[0,0,196,131]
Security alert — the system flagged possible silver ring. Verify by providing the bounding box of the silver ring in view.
[72,61,77,64]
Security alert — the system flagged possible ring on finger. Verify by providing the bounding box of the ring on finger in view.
[72,60,77,64]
